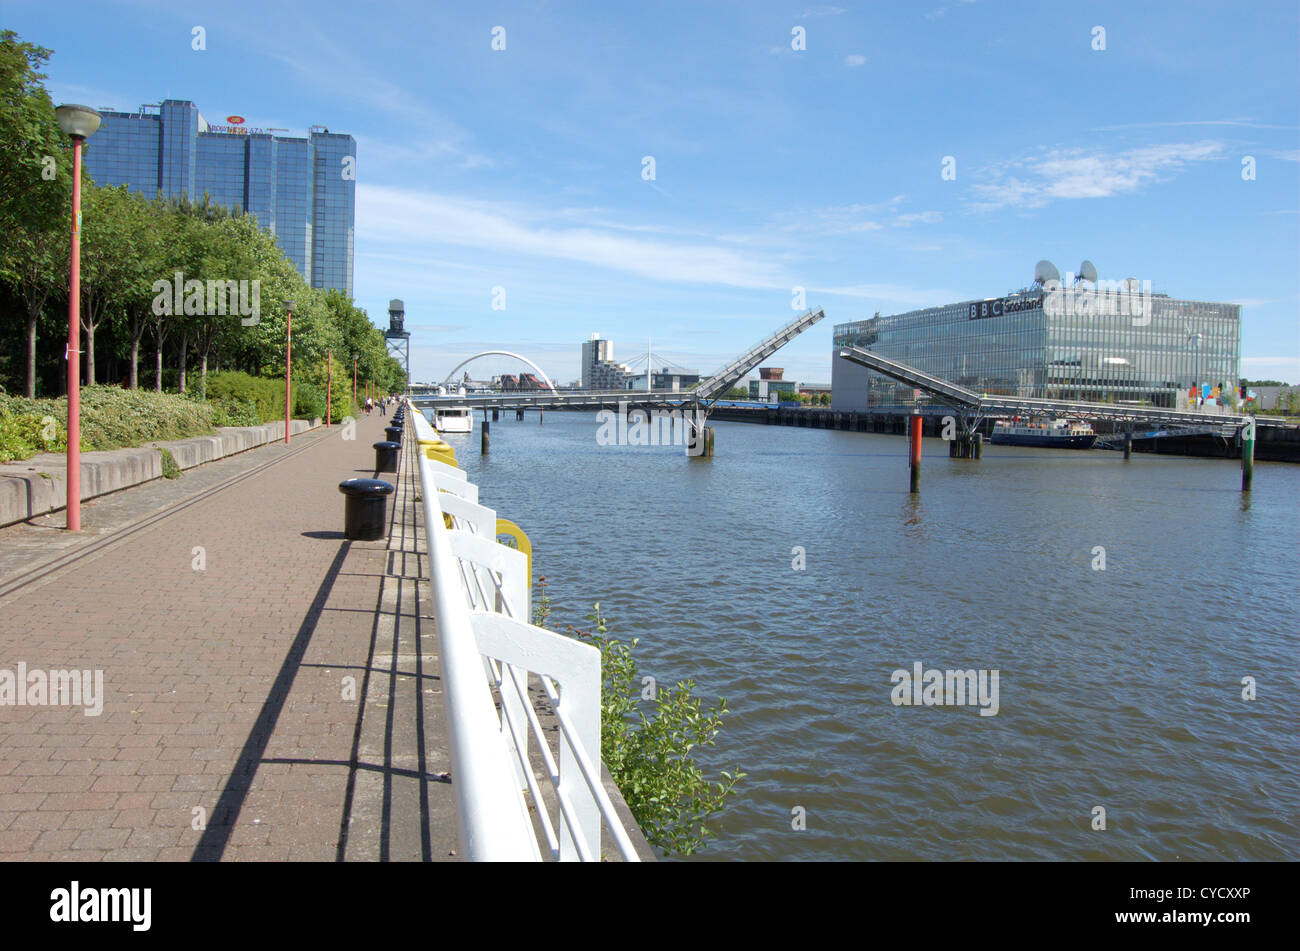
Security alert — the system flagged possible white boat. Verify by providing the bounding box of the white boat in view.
[990,417,1096,449]
[434,406,473,433]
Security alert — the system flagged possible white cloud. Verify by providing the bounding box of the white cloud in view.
[970,141,1226,210]
[357,184,786,290]
[845,54,867,67]
[770,198,941,234]
[801,6,846,17]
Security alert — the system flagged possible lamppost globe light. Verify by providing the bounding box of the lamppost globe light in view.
[55,104,102,140]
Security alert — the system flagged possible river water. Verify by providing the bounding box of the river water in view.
[427,408,1299,861]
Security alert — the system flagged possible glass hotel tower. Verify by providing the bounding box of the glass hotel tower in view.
[83,100,355,295]
[831,275,1240,413]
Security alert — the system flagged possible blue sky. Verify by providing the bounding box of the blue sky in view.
[10,0,1300,384]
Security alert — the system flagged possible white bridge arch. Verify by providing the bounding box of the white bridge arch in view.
[441,350,558,393]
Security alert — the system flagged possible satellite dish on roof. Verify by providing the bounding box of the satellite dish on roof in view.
[1078,260,1098,284]
[1034,260,1060,287]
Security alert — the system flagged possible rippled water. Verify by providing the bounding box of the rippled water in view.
[429,409,1299,861]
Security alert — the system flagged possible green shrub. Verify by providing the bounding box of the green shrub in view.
[78,386,215,449]
[0,397,68,462]
[210,397,261,427]
[206,370,326,423]
[206,371,283,423]
[1,386,214,460]
[158,447,182,479]
[535,584,743,857]
[292,381,326,421]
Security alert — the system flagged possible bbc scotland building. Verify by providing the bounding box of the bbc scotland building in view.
[83,100,356,295]
[831,269,1241,413]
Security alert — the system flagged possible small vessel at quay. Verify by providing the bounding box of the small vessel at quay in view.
[990,417,1096,449]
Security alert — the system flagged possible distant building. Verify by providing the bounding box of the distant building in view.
[83,99,356,295]
[625,368,701,392]
[832,267,1241,412]
[581,334,634,389]
[747,366,798,400]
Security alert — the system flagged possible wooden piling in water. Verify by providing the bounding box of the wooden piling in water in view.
[1242,425,1255,491]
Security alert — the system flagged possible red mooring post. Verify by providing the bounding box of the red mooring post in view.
[909,413,923,493]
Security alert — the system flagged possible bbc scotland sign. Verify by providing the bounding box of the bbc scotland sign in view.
[968,295,1044,319]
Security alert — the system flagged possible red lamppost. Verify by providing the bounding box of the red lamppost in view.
[283,300,295,444]
[55,104,102,533]
[353,355,358,407]
[326,348,332,427]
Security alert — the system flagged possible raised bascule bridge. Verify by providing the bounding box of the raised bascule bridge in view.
[412,308,826,454]
[836,345,1267,490]
[836,345,1257,433]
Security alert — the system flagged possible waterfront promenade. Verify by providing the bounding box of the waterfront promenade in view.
[0,410,458,861]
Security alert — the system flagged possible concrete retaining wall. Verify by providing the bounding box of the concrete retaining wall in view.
[0,418,320,528]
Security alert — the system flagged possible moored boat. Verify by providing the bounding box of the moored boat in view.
[990,417,1096,449]
[434,406,473,433]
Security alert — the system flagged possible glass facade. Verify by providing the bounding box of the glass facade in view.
[84,100,355,296]
[832,283,1241,412]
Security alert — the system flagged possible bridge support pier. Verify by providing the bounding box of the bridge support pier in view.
[492,408,499,421]
[539,409,544,425]
[515,408,524,421]
[1123,431,1133,461]
[686,418,714,458]
[949,432,982,459]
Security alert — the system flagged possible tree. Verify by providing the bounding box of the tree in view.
[79,185,142,386]
[110,193,166,389]
[0,30,73,397]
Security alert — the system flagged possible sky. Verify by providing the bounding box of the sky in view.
[8,0,1299,385]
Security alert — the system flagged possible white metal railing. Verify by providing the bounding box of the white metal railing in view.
[407,402,641,861]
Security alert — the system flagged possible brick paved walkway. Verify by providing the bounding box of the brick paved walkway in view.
[0,410,458,861]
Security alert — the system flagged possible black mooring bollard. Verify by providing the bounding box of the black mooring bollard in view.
[373,440,400,473]
[338,478,395,540]
[385,426,402,442]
